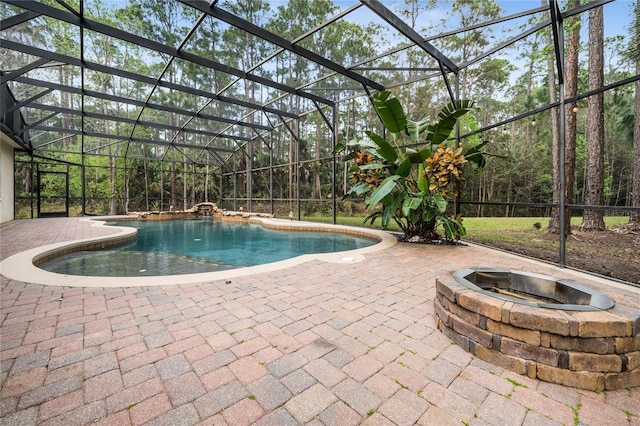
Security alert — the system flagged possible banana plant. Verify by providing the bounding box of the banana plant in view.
[336,90,490,241]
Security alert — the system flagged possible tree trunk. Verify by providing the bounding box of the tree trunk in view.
[581,5,606,231]
[170,162,176,209]
[630,62,640,226]
[505,178,511,217]
[543,0,562,233]
[106,100,118,215]
[108,147,117,215]
[183,160,188,211]
[288,132,295,202]
[550,0,580,235]
[630,1,640,227]
[314,123,322,200]
[191,163,196,206]
[205,164,209,203]
[144,159,149,211]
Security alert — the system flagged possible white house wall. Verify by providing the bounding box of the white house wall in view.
[0,131,18,223]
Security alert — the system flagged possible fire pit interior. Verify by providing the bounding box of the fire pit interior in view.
[435,268,639,391]
[453,268,614,311]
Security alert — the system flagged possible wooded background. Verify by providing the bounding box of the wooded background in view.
[3,0,638,233]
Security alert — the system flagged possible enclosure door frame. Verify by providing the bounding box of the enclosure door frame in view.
[37,168,69,218]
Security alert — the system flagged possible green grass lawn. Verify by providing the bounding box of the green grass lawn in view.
[462,216,627,231]
[302,215,629,248]
[302,215,402,232]
[303,214,627,231]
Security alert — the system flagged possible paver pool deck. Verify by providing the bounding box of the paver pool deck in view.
[1,217,638,426]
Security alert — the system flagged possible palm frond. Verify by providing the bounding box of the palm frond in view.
[426,100,474,146]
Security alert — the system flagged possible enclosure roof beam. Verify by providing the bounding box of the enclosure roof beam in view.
[342,5,548,76]
[32,125,239,153]
[433,6,548,41]
[55,0,80,16]
[562,0,613,19]
[192,100,297,154]
[252,128,271,150]
[31,133,77,149]
[2,39,299,122]
[0,10,41,30]
[352,67,441,72]
[29,104,258,136]
[79,138,132,154]
[277,116,300,147]
[79,140,232,159]
[549,0,565,85]
[296,4,547,99]
[379,68,457,92]
[181,0,383,94]
[19,111,58,134]
[0,123,30,151]
[451,74,640,143]
[460,21,548,70]
[193,140,222,165]
[312,100,333,133]
[30,148,213,164]
[207,149,230,170]
[361,0,457,102]
[212,2,363,102]
[360,0,458,74]
[125,8,208,161]
[27,103,251,142]
[31,153,82,167]
[1,58,50,85]
[5,87,54,114]
[5,0,334,108]
[12,75,276,129]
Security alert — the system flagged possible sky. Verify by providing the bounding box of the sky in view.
[332,0,635,75]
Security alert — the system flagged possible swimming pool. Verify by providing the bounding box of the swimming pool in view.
[0,216,396,287]
[39,218,379,276]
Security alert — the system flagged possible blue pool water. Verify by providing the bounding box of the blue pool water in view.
[40,219,377,276]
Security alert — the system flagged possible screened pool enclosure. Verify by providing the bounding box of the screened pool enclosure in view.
[1,0,639,271]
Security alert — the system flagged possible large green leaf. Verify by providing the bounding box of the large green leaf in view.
[381,192,403,228]
[358,163,388,170]
[464,139,505,168]
[385,191,403,210]
[343,182,371,200]
[371,91,407,134]
[432,194,447,213]
[363,211,381,226]
[331,142,345,155]
[381,205,394,228]
[455,219,467,237]
[426,100,474,145]
[396,156,412,177]
[417,163,428,192]
[437,216,466,239]
[409,209,422,225]
[365,175,400,207]
[407,148,431,164]
[440,218,456,239]
[422,208,436,223]
[406,118,429,142]
[366,131,398,163]
[402,194,424,217]
[354,140,379,152]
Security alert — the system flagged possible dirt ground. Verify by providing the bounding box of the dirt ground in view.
[465,228,640,285]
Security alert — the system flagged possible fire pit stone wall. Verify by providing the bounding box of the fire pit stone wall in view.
[435,273,639,391]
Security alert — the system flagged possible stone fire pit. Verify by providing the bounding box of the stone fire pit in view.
[435,268,639,391]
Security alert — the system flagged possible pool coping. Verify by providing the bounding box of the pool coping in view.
[0,215,397,288]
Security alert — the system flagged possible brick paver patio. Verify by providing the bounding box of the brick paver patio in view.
[1,217,638,425]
